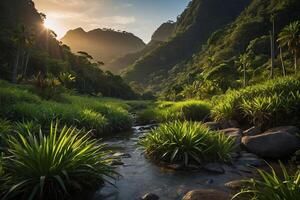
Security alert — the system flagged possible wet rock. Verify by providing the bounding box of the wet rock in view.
[235,165,252,173]
[112,152,131,158]
[205,179,214,185]
[220,128,243,148]
[225,180,246,191]
[141,193,159,200]
[236,157,263,167]
[204,122,220,131]
[203,163,225,174]
[166,164,183,170]
[243,126,261,136]
[182,189,232,200]
[242,129,300,158]
[230,152,240,159]
[219,119,239,129]
[110,159,124,166]
[266,126,299,135]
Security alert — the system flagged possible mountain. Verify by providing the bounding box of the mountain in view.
[105,21,176,74]
[0,0,137,99]
[60,28,145,64]
[122,0,252,89]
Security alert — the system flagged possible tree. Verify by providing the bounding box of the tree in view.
[277,21,300,74]
[77,51,93,60]
[269,13,276,79]
[11,25,34,83]
[236,53,251,88]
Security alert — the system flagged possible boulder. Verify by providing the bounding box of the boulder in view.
[243,126,261,136]
[203,163,225,174]
[204,122,220,131]
[219,119,239,129]
[220,128,243,148]
[141,193,159,200]
[265,126,299,135]
[182,189,231,200]
[225,180,246,191]
[242,129,300,158]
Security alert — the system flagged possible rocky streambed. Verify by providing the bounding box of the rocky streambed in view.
[89,123,299,200]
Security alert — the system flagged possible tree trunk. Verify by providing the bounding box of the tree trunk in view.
[23,52,30,77]
[279,47,286,76]
[243,64,246,88]
[295,50,298,74]
[12,46,21,83]
[270,31,274,79]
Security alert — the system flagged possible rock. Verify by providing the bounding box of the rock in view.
[243,126,261,136]
[205,179,214,185]
[230,152,240,159]
[166,164,183,170]
[203,163,225,174]
[182,189,232,200]
[220,128,243,148]
[265,126,299,135]
[242,129,300,158]
[112,152,131,158]
[110,159,124,166]
[236,157,263,167]
[240,152,258,158]
[235,165,252,173]
[219,119,239,129]
[204,122,220,131]
[141,193,159,200]
[225,180,246,191]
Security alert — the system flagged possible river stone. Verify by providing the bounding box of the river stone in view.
[219,119,239,129]
[204,122,220,131]
[243,126,261,136]
[203,163,225,174]
[236,157,263,167]
[141,193,159,200]
[265,126,300,135]
[225,180,246,191]
[182,189,232,200]
[220,128,243,148]
[242,129,300,158]
[112,152,131,158]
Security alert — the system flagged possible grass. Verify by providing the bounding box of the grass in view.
[212,75,300,128]
[0,122,117,200]
[0,80,134,136]
[139,121,235,166]
[136,100,212,124]
[233,162,300,200]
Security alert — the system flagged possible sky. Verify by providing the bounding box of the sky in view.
[33,0,191,43]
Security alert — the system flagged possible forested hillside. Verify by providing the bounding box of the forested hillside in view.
[106,21,176,74]
[122,0,252,89]
[0,0,137,99]
[61,28,145,64]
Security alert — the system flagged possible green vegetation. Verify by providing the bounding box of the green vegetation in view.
[0,80,133,135]
[212,75,300,128]
[140,121,235,166]
[233,162,300,200]
[0,122,116,200]
[136,100,211,124]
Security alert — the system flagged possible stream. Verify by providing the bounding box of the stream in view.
[92,125,256,200]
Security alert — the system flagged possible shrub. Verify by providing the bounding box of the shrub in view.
[212,75,300,128]
[233,162,300,200]
[140,121,235,166]
[1,123,117,200]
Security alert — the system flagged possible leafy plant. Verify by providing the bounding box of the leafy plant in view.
[1,122,117,200]
[233,162,300,200]
[140,121,235,166]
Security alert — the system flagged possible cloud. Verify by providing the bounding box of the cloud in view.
[99,16,136,25]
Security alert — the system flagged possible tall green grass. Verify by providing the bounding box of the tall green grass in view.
[233,162,300,200]
[136,100,212,124]
[212,75,300,128]
[140,121,235,166]
[0,122,117,200]
[0,81,133,135]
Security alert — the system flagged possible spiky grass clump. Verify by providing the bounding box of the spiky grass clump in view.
[0,123,117,200]
[233,162,300,200]
[140,121,235,166]
[212,75,300,127]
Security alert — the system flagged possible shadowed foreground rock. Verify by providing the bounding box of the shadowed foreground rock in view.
[242,126,300,158]
[182,189,232,200]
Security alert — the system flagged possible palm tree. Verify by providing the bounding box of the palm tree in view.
[277,21,300,74]
[236,53,251,88]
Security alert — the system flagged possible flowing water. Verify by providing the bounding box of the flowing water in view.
[92,125,251,200]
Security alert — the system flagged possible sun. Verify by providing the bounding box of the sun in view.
[43,18,57,30]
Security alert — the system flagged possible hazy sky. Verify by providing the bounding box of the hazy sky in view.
[34,0,190,43]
